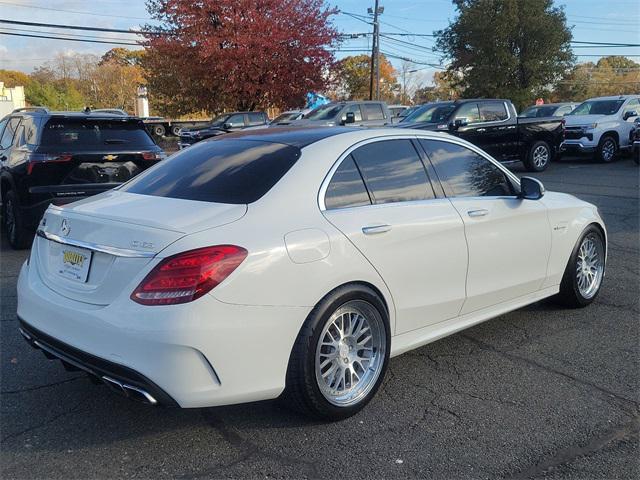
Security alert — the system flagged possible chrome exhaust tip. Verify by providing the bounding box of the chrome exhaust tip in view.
[101,376,158,405]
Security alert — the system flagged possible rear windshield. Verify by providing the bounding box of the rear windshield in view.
[120,139,301,204]
[40,118,155,149]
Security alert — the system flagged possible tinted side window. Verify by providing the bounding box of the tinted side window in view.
[420,139,514,197]
[325,155,371,209]
[364,103,385,120]
[121,139,301,204]
[351,139,434,204]
[479,102,508,122]
[227,114,245,126]
[0,117,21,150]
[341,104,363,122]
[454,103,480,123]
[0,119,7,145]
[247,112,265,125]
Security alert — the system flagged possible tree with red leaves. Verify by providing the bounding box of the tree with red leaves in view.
[143,0,340,116]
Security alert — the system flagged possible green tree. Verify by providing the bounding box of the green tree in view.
[435,0,574,109]
[0,70,32,88]
[337,54,398,101]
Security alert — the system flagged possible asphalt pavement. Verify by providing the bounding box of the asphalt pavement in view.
[1,155,638,479]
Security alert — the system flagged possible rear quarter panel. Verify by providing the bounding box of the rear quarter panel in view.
[516,117,564,154]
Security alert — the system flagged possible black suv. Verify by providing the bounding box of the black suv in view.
[178,111,269,148]
[0,108,166,249]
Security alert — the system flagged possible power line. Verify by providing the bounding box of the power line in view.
[0,31,140,46]
[0,18,158,36]
[0,26,142,43]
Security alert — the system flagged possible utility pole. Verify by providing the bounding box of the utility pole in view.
[368,1,383,100]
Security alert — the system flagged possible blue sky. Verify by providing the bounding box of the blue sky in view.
[1,0,639,85]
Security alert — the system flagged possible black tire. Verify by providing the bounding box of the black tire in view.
[281,284,390,420]
[153,124,166,137]
[171,125,182,137]
[523,140,551,172]
[553,225,605,308]
[596,135,617,163]
[3,190,32,249]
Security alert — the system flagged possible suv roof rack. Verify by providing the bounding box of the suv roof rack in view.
[12,106,50,114]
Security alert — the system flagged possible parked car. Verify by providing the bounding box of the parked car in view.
[178,111,269,148]
[632,117,640,165]
[561,95,640,162]
[388,104,410,119]
[520,102,578,118]
[397,99,565,171]
[290,101,392,127]
[0,107,165,249]
[269,110,307,127]
[398,105,419,122]
[18,127,606,420]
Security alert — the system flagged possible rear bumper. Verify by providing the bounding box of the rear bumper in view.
[17,261,309,408]
[19,319,178,406]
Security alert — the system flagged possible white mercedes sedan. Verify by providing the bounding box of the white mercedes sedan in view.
[17,127,606,420]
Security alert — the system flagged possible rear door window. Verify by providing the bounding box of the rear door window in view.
[120,139,301,204]
[363,103,385,121]
[247,112,265,125]
[324,155,371,209]
[479,102,508,122]
[351,139,434,204]
[40,119,155,150]
[0,117,21,149]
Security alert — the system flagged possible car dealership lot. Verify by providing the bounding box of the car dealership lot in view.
[1,158,638,479]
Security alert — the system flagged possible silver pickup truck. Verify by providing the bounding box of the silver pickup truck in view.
[561,95,640,162]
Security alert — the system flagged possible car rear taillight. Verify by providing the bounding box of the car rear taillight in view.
[131,245,247,306]
[26,153,73,175]
[142,151,167,161]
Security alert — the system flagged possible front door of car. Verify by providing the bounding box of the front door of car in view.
[321,138,468,334]
[477,101,518,160]
[420,138,551,314]
[450,102,490,151]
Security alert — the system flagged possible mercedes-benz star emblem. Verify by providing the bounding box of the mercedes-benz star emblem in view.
[60,219,71,236]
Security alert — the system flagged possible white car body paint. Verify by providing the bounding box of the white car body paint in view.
[17,128,606,408]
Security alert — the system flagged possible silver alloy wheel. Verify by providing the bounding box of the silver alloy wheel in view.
[315,300,386,407]
[601,139,615,162]
[576,233,604,299]
[533,145,549,168]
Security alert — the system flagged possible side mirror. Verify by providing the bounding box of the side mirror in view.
[223,122,232,129]
[520,176,545,200]
[343,111,356,125]
[623,110,638,121]
[450,118,467,130]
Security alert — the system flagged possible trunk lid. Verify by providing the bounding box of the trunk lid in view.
[34,191,247,305]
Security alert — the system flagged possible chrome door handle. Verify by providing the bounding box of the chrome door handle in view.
[467,209,489,217]
[476,128,487,132]
[362,224,392,235]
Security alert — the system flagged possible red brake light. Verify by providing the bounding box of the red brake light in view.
[26,153,73,175]
[142,151,166,161]
[131,245,247,306]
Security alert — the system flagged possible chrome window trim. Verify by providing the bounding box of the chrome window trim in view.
[36,229,156,258]
[318,133,521,211]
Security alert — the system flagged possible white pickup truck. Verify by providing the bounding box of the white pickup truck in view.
[561,95,640,162]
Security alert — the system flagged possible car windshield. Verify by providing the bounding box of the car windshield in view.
[40,118,155,150]
[520,106,558,118]
[401,103,456,124]
[569,100,625,116]
[304,104,343,121]
[120,139,301,204]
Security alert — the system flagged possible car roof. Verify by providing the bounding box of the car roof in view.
[211,126,358,147]
[10,109,142,120]
[585,95,639,101]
